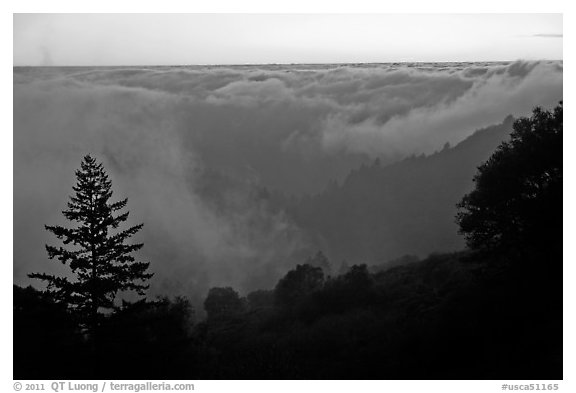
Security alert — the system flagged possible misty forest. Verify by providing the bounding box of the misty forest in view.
[13,62,562,379]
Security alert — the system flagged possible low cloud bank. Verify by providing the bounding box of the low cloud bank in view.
[14,79,310,305]
[13,61,562,302]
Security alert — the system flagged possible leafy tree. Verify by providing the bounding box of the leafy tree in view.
[204,287,243,319]
[274,264,325,308]
[339,264,373,289]
[246,289,274,310]
[29,154,153,335]
[456,103,562,253]
[312,264,375,316]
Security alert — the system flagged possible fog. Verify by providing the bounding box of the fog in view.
[13,61,563,302]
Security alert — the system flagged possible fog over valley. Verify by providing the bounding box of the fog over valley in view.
[13,60,563,304]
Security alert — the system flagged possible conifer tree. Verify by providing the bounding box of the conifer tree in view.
[29,154,153,334]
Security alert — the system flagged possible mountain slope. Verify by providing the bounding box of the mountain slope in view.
[283,116,515,264]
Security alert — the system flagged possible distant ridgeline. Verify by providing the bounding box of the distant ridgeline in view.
[271,116,516,266]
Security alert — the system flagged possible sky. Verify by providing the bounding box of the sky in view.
[13,14,562,66]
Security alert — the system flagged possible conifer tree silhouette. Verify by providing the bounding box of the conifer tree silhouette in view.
[29,154,153,335]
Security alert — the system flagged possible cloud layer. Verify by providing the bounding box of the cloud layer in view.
[13,77,310,305]
[13,61,563,303]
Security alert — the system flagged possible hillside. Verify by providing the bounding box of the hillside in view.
[282,116,516,264]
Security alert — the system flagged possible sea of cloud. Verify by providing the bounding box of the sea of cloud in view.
[13,61,563,304]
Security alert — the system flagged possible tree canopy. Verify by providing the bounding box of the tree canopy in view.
[204,287,242,319]
[456,103,562,254]
[274,264,325,308]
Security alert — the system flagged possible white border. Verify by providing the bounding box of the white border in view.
[3,2,572,391]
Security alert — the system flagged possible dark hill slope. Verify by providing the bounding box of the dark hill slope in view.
[285,116,515,264]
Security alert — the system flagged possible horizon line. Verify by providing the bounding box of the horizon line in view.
[12,59,564,68]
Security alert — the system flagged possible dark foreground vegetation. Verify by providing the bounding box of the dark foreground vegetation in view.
[13,248,562,379]
[14,104,562,379]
